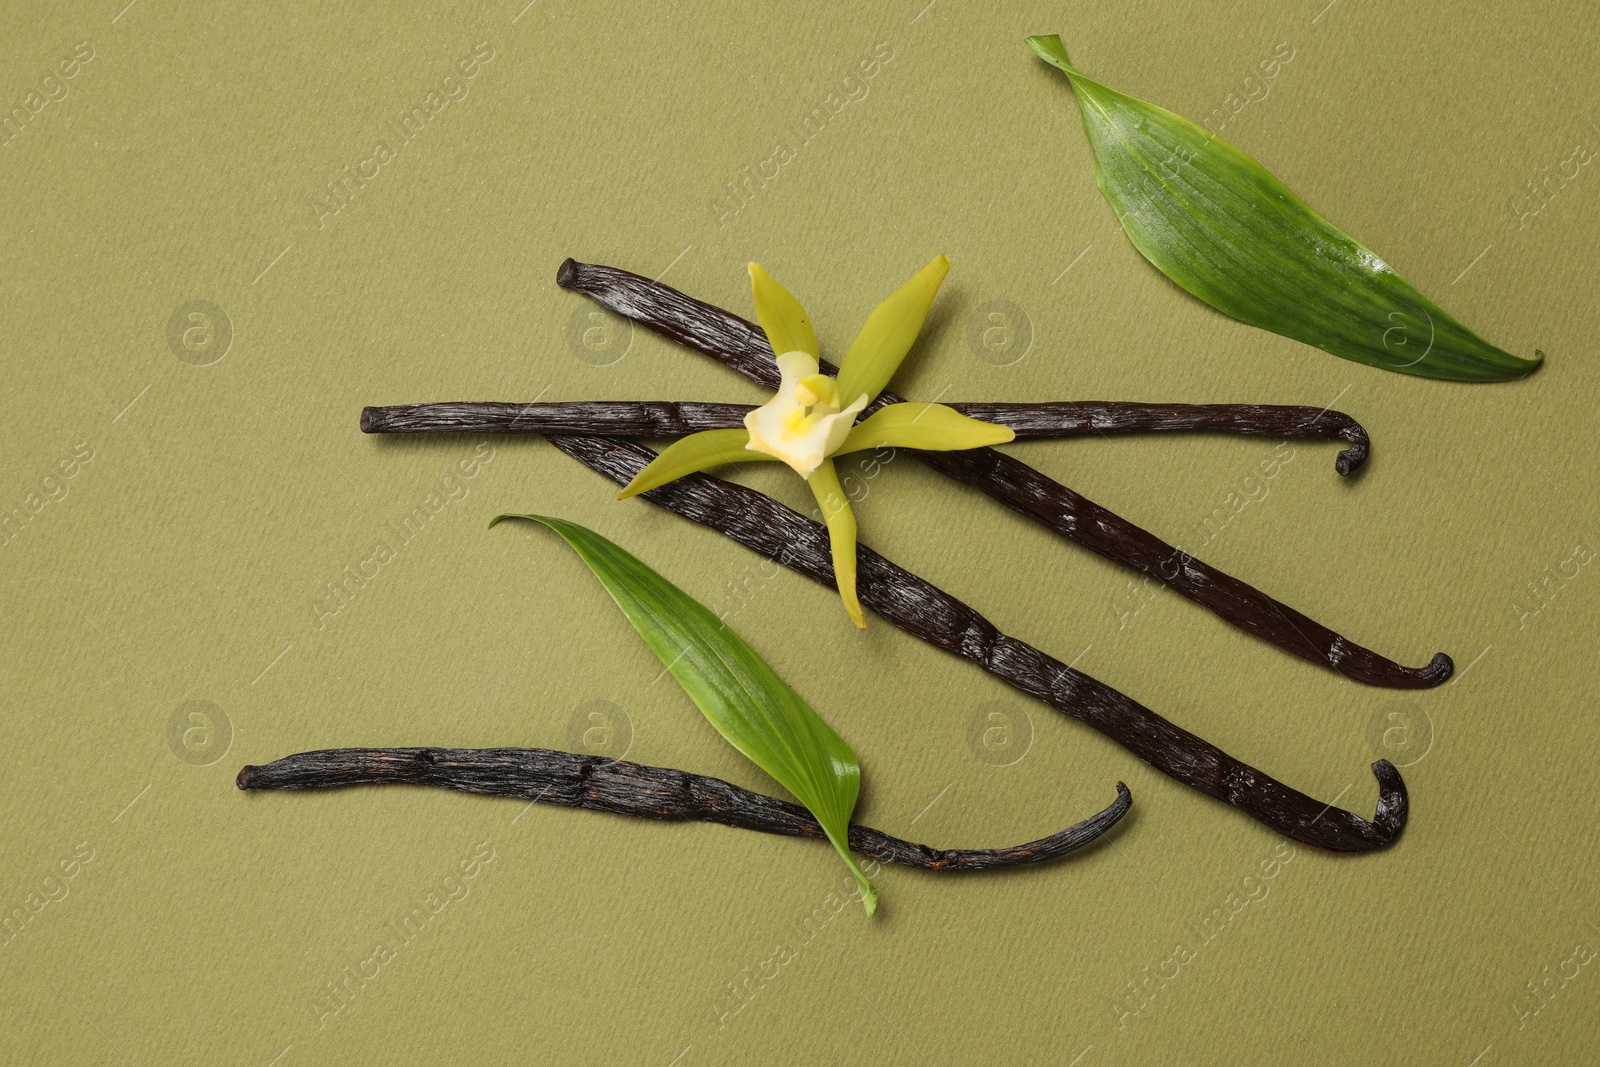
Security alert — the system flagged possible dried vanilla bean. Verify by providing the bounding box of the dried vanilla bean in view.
[238,747,1131,870]
[538,432,1407,853]
[361,399,1369,473]
[360,400,756,438]
[555,258,1449,689]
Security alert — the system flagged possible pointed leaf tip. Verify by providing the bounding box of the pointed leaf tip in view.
[1025,34,1071,69]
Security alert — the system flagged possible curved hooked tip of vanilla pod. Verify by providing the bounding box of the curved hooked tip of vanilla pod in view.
[554,257,1450,689]
[237,747,1132,871]
[1214,758,1407,854]
[977,401,1373,476]
[545,431,1410,852]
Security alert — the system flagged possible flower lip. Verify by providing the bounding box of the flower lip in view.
[743,351,868,479]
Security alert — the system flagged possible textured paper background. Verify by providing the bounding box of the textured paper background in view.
[3,0,1597,1063]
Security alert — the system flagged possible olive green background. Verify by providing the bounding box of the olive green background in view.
[3,0,1596,1063]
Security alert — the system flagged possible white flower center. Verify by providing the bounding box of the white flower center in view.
[743,352,868,479]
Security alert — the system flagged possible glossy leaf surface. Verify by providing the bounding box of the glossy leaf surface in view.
[493,514,877,911]
[1028,34,1540,382]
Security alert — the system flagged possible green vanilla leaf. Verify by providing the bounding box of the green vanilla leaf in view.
[1026,34,1542,382]
[492,513,878,914]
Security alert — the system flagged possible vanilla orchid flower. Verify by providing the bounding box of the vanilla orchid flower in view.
[617,256,1015,628]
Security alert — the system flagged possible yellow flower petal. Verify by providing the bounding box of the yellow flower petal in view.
[834,255,950,407]
[835,402,1015,456]
[805,459,865,629]
[749,263,819,361]
[616,428,778,499]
